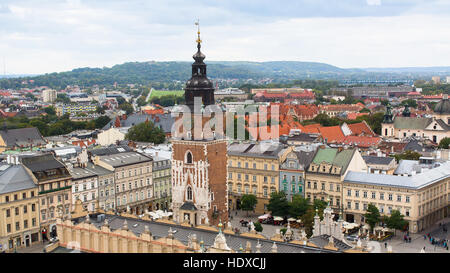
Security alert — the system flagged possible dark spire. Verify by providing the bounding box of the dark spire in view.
[184,20,214,110]
[383,104,393,123]
[402,104,411,117]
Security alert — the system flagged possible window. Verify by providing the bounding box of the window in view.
[32,218,36,227]
[397,195,401,202]
[5,196,9,202]
[298,185,302,193]
[363,191,367,198]
[228,173,232,179]
[336,199,340,207]
[264,176,267,183]
[253,163,256,169]
[7,224,11,233]
[347,189,352,197]
[405,209,410,217]
[16,222,20,231]
[363,203,367,211]
[32,204,35,212]
[347,202,351,209]
[245,162,248,168]
[23,206,27,214]
[307,182,311,189]
[42,210,46,220]
[14,194,18,201]
[264,164,267,170]
[388,194,393,201]
[187,186,193,201]
[237,174,241,180]
[24,220,28,229]
[15,207,19,216]
[271,165,275,171]
[329,184,333,191]
[6,209,10,217]
[380,193,384,200]
[355,203,359,210]
[186,151,193,164]
[371,192,376,199]
[263,188,268,197]
[321,183,325,190]
[228,160,232,167]
[22,193,26,199]
[238,162,241,168]
[406,196,410,203]
[271,177,275,184]
[336,185,340,192]
[313,182,317,189]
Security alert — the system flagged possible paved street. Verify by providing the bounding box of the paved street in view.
[229,210,449,253]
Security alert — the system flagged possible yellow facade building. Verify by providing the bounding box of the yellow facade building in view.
[227,143,292,214]
[305,147,368,219]
[0,164,40,252]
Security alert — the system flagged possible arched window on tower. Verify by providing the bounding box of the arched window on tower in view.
[185,151,193,164]
[187,186,193,201]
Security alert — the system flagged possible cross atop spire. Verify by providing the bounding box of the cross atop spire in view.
[195,19,202,45]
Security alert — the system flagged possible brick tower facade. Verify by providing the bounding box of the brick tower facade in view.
[171,27,228,227]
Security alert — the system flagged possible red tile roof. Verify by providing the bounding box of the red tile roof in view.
[347,121,375,136]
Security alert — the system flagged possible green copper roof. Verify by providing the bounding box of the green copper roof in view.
[312,148,337,165]
[393,117,432,130]
[312,148,355,175]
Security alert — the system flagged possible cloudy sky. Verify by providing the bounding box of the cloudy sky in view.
[1,0,450,74]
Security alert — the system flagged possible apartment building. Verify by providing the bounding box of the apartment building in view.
[0,163,40,252]
[227,142,292,214]
[21,154,72,240]
[279,150,316,200]
[343,162,450,233]
[305,147,368,217]
[94,152,153,215]
[152,156,171,211]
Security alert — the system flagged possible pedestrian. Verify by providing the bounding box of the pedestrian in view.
[408,237,411,243]
[424,235,426,240]
[384,242,387,248]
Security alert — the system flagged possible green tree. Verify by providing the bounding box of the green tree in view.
[289,195,309,218]
[43,106,56,116]
[119,103,134,115]
[125,121,165,144]
[240,194,257,216]
[364,204,380,232]
[253,221,263,232]
[439,137,450,149]
[385,210,408,235]
[393,150,422,162]
[267,191,289,217]
[401,99,418,108]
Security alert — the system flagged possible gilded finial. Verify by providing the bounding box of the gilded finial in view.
[195,19,202,44]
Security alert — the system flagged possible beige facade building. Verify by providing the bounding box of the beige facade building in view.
[343,162,450,233]
[305,147,368,218]
[0,163,40,252]
[97,127,126,146]
[227,143,292,214]
[42,89,57,103]
[94,151,153,215]
[21,154,72,240]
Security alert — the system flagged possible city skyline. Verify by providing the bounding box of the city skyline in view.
[1,0,450,74]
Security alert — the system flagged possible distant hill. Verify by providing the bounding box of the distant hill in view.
[0,61,443,90]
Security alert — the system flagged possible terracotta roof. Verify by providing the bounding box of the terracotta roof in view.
[342,136,381,148]
[347,121,375,136]
[346,112,369,120]
[319,125,345,143]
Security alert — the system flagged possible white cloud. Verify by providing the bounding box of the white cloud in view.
[367,0,381,6]
[1,0,450,74]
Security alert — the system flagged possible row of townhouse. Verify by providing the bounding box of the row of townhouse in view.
[227,143,449,233]
[0,147,173,252]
